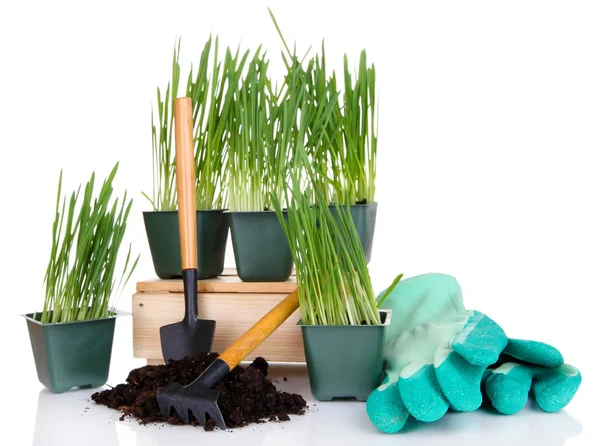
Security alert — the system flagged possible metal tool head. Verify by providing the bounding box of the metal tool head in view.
[156,381,225,430]
[159,318,216,363]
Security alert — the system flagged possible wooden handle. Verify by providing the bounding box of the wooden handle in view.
[174,97,197,270]
[219,289,300,370]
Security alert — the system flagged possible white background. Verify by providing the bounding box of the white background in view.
[0,1,599,444]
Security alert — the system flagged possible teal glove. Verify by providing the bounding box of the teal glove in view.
[484,339,582,414]
[367,273,508,433]
[366,274,582,433]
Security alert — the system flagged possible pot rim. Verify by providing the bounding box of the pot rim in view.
[225,209,287,214]
[21,308,130,326]
[142,209,228,214]
[297,308,391,327]
[327,201,378,207]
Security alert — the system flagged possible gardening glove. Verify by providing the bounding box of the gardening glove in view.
[366,273,508,433]
[366,274,583,434]
[483,338,582,414]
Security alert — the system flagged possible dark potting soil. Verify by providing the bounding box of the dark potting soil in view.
[91,353,307,431]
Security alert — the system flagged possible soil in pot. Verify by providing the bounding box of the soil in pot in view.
[92,353,307,431]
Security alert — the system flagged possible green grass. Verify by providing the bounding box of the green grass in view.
[144,36,247,211]
[339,50,378,204]
[228,44,313,212]
[189,37,249,210]
[269,9,378,205]
[39,163,139,324]
[143,39,181,211]
[228,48,272,212]
[273,148,380,326]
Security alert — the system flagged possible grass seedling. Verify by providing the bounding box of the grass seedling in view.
[269,9,378,205]
[273,148,380,326]
[40,163,139,323]
[144,37,249,211]
[339,50,378,204]
[143,40,182,211]
[189,38,249,210]
[228,48,272,212]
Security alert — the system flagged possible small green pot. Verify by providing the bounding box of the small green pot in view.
[229,211,293,282]
[143,210,229,279]
[24,312,118,393]
[300,309,391,401]
[329,202,377,264]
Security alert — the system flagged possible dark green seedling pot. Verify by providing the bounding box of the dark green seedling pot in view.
[143,210,229,279]
[329,202,378,264]
[24,312,117,393]
[300,309,391,401]
[229,211,293,282]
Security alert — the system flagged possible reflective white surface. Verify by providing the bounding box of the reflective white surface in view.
[7,317,596,446]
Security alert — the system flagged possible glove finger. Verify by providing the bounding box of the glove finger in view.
[452,311,508,366]
[366,375,410,433]
[484,362,533,414]
[434,346,486,412]
[398,364,449,422]
[504,339,564,368]
[533,364,582,413]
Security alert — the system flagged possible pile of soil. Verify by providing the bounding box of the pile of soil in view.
[92,353,307,431]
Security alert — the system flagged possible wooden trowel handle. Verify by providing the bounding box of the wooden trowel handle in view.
[219,289,300,370]
[174,97,197,270]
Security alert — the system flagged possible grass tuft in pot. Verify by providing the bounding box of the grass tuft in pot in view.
[143,39,182,212]
[228,49,273,212]
[26,163,138,393]
[329,50,378,206]
[226,46,308,282]
[142,37,244,279]
[314,49,379,262]
[269,10,379,262]
[40,163,138,323]
[228,46,310,212]
[189,37,249,211]
[143,36,249,211]
[273,156,380,326]
[272,149,396,401]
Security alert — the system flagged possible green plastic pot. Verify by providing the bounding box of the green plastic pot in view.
[23,312,118,393]
[143,210,229,279]
[329,202,377,264]
[300,309,391,401]
[229,211,293,282]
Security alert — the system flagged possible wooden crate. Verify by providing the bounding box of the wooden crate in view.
[132,268,304,365]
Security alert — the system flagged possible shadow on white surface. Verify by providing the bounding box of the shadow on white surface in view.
[29,364,585,446]
[33,388,119,445]
[304,400,583,446]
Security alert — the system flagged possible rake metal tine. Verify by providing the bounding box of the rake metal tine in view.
[175,404,190,424]
[190,406,207,426]
[157,399,173,420]
[207,406,226,431]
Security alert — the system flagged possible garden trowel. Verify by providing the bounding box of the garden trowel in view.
[159,97,216,362]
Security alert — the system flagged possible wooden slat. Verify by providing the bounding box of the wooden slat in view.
[146,358,265,366]
[132,292,306,363]
[136,272,297,294]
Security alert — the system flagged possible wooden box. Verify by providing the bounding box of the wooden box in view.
[132,269,304,365]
